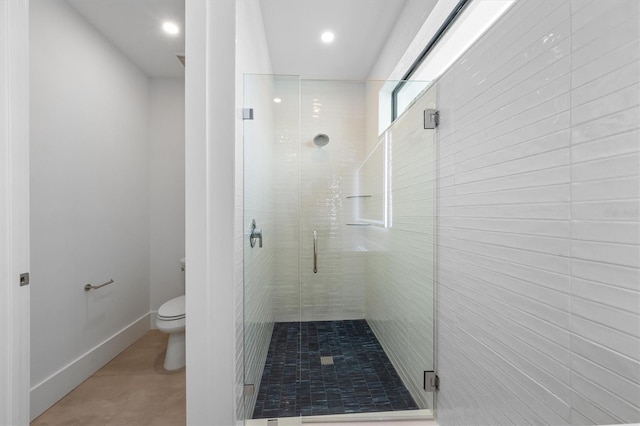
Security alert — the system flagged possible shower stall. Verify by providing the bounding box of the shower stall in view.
[243,75,437,420]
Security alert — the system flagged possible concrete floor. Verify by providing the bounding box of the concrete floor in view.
[31,330,186,426]
[31,331,435,426]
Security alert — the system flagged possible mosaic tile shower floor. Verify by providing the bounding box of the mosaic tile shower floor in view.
[252,320,419,419]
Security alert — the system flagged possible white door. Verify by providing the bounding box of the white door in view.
[0,0,30,424]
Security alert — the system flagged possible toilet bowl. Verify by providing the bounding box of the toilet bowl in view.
[156,257,186,370]
[156,295,185,370]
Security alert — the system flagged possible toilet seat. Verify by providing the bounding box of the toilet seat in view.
[157,295,185,321]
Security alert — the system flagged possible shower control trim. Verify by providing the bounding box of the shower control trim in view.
[249,219,262,248]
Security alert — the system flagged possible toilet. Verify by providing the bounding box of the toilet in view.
[156,258,186,370]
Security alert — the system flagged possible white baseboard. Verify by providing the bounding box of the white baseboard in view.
[30,312,151,421]
[150,310,158,329]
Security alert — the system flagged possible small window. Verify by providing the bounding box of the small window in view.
[390,0,515,121]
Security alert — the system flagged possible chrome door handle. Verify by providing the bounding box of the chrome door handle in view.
[313,230,318,273]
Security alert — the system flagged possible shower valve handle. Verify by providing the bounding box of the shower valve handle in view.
[250,219,262,248]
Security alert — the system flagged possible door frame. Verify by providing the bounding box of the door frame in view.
[0,0,30,424]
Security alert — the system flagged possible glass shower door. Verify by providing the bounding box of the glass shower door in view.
[243,74,301,421]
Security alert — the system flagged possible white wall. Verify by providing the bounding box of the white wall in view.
[149,78,185,324]
[367,0,439,81]
[0,0,30,423]
[435,0,640,424]
[30,0,151,419]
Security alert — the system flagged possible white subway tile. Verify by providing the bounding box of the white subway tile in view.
[571,315,640,361]
[571,129,640,164]
[571,200,640,222]
[570,389,623,425]
[570,408,596,426]
[572,56,638,110]
[572,239,640,268]
[572,15,639,70]
[572,258,640,291]
[571,152,640,181]
[570,372,640,423]
[572,39,640,89]
[572,351,640,408]
[432,0,640,422]
[572,277,640,313]
[457,130,570,175]
[571,0,639,38]
[455,112,571,164]
[455,202,569,220]
[572,296,640,336]
[455,184,570,207]
[572,84,640,127]
[571,334,640,383]
[572,220,640,244]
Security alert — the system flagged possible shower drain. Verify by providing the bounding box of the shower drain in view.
[320,356,334,365]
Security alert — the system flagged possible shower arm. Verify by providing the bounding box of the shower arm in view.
[313,230,318,273]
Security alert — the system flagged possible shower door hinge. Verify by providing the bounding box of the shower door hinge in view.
[243,108,254,120]
[243,384,255,396]
[424,371,439,391]
[424,109,439,129]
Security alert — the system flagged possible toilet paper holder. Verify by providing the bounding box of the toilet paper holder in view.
[84,279,115,291]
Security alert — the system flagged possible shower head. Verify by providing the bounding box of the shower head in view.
[313,133,330,147]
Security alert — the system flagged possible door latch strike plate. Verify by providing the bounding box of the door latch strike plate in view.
[20,272,29,287]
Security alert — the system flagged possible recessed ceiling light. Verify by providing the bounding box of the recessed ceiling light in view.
[162,21,180,36]
[273,98,282,103]
[321,31,335,43]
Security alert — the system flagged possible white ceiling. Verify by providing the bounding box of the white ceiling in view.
[66,0,185,78]
[66,0,422,81]
[259,0,408,80]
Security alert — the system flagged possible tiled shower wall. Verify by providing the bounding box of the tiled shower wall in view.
[272,80,368,322]
[270,76,301,322]
[242,75,277,416]
[435,0,640,424]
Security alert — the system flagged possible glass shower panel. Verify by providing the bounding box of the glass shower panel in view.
[298,80,437,415]
[365,83,437,411]
[243,74,301,421]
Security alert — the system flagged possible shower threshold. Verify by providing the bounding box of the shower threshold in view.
[245,409,434,425]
